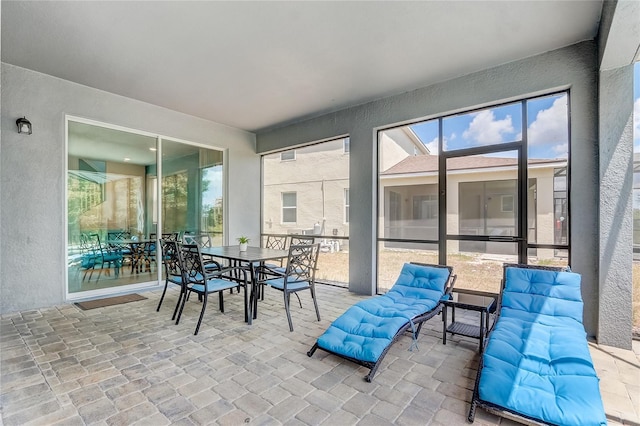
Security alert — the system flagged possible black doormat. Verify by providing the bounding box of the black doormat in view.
[75,294,147,310]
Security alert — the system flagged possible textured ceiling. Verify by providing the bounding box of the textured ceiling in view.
[2,1,603,133]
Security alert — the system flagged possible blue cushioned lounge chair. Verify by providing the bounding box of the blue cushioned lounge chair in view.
[468,263,606,426]
[307,262,455,382]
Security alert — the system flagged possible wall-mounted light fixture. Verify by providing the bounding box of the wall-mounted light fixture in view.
[16,117,32,135]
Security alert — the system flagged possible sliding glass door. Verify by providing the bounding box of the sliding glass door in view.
[159,139,224,245]
[67,118,224,298]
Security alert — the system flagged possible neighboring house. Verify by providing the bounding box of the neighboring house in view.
[262,138,351,242]
[262,129,428,246]
[262,129,567,262]
[380,153,566,259]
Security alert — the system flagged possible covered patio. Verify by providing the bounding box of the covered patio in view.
[2,1,640,425]
[2,284,639,425]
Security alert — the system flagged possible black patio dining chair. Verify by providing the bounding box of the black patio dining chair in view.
[156,239,186,319]
[262,235,315,278]
[255,234,290,299]
[175,243,248,335]
[256,243,321,332]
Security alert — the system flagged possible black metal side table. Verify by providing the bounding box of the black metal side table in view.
[442,288,498,353]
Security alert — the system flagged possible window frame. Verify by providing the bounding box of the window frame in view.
[344,188,350,223]
[280,150,296,161]
[281,191,297,224]
[376,90,571,290]
[501,195,514,212]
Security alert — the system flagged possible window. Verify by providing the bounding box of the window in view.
[413,195,438,220]
[280,150,296,161]
[343,138,350,153]
[501,195,514,212]
[389,191,401,221]
[282,192,297,223]
[262,136,350,286]
[378,91,570,293]
[344,189,350,223]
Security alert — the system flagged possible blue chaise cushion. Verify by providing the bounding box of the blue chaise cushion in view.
[479,267,606,426]
[317,263,449,363]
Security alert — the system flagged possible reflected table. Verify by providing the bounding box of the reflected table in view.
[108,238,156,274]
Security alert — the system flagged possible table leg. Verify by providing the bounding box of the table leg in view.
[247,264,256,325]
[442,305,448,345]
[479,310,485,353]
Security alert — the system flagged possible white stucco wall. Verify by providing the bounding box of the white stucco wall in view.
[0,63,259,313]
[257,41,602,337]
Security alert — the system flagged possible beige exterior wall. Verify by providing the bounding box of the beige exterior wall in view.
[380,164,560,259]
[262,139,350,238]
[379,130,416,171]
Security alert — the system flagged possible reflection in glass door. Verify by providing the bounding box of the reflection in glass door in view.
[67,120,225,298]
[67,120,158,295]
[159,139,224,246]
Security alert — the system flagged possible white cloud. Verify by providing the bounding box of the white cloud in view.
[528,95,568,147]
[424,136,439,154]
[462,110,514,145]
[553,143,569,158]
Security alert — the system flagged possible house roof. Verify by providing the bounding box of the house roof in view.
[381,155,564,175]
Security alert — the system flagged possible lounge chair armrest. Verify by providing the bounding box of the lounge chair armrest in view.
[444,273,457,296]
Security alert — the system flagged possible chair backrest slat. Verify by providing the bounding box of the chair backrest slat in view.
[182,233,212,248]
[181,243,206,285]
[160,239,182,278]
[285,243,320,285]
[289,235,315,246]
[265,235,288,250]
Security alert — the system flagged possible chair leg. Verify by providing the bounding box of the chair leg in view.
[310,287,321,322]
[157,281,169,312]
[194,293,208,335]
[219,292,224,313]
[243,284,248,323]
[294,292,302,308]
[284,292,294,332]
[175,289,189,325]
[171,288,184,321]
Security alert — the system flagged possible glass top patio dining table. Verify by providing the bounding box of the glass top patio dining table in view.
[199,245,289,325]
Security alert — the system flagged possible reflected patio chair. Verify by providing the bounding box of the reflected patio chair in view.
[175,244,248,335]
[156,239,185,319]
[182,232,213,247]
[256,243,321,332]
[107,230,132,269]
[80,233,123,282]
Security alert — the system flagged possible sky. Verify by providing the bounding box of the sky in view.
[413,64,640,158]
[411,94,568,159]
